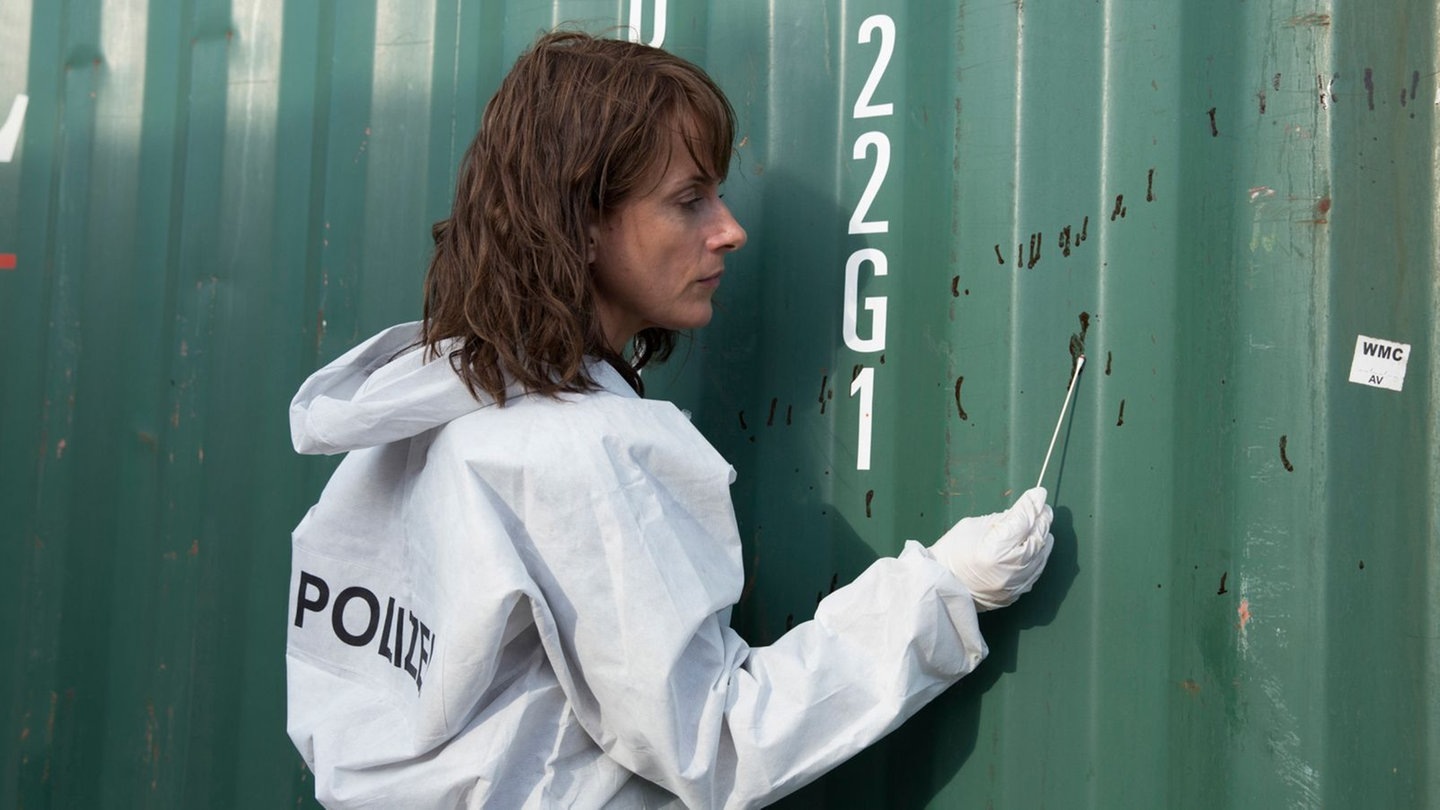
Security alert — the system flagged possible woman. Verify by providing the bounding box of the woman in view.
[287,30,1053,809]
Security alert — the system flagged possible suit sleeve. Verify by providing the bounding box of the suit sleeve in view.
[488,399,989,809]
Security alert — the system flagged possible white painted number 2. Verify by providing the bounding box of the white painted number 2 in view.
[853,15,895,119]
[848,131,890,235]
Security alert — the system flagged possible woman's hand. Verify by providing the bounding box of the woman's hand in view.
[929,488,1055,611]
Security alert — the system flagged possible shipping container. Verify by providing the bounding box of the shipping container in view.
[1,0,1435,807]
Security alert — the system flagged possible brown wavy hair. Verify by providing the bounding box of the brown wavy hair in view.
[422,30,736,403]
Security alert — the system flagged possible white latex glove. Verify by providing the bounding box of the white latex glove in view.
[929,487,1055,611]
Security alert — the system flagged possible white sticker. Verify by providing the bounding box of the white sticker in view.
[1348,334,1411,392]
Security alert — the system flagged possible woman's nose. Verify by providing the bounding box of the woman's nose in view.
[710,200,747,253]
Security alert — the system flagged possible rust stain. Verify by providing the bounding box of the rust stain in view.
[1180,679,1201,697]
[1238,598,1252,631]
[1280,434,1295,472]
[953,376,968,420]
[1287,12,1331,26]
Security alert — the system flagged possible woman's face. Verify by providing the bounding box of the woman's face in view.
[588,126,747,352]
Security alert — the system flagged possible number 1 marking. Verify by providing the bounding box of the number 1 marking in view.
[851,367,875,471]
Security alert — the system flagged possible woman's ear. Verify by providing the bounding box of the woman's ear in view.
[585,223,600,264]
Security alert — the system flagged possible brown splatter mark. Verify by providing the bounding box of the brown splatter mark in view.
[1280,435,1294,472]
[785,405,792,426]
[766,398,777,426]
[954,376,968,420]
[1412,70,1421,103]
[1027,232,1043,269]
[738,411,748,430]
[865,489,874,518]
[1180,679,1201,697]
[951,276,960,297]
[1068,311,1090,384]
[1287,12,1330,26]
[1116,399,1126,426]
[994,244,1005,265]
[1207,107,1219,137]
[1059,225,1072,257]
[784,614,794,631]
[964,288,970,296]
[851,364,863,381]
[818,375,829,414]
[1364,68,1375,110]
[1146,167,1156,201]
[1358,560,1365,570]
[1217,571,1228,595]
[1258,89,1267,114]
[829,573,839,593]
[1105,351,1113,375]
[1110,194,1126,221]
[1078,215,1089,245]
[1273,73,1282,91]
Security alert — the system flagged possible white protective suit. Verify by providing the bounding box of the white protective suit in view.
[287,322,991,809]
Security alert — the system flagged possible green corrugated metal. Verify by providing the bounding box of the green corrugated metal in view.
[1,0,1435,807]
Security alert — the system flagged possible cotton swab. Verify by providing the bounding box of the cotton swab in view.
[1036,355,1085,489]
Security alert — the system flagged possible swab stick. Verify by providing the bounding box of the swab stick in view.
[1037,355,1085,489]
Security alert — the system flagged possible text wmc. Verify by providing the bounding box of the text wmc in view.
[1361,342,1405,362]
[294,571,436,693]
